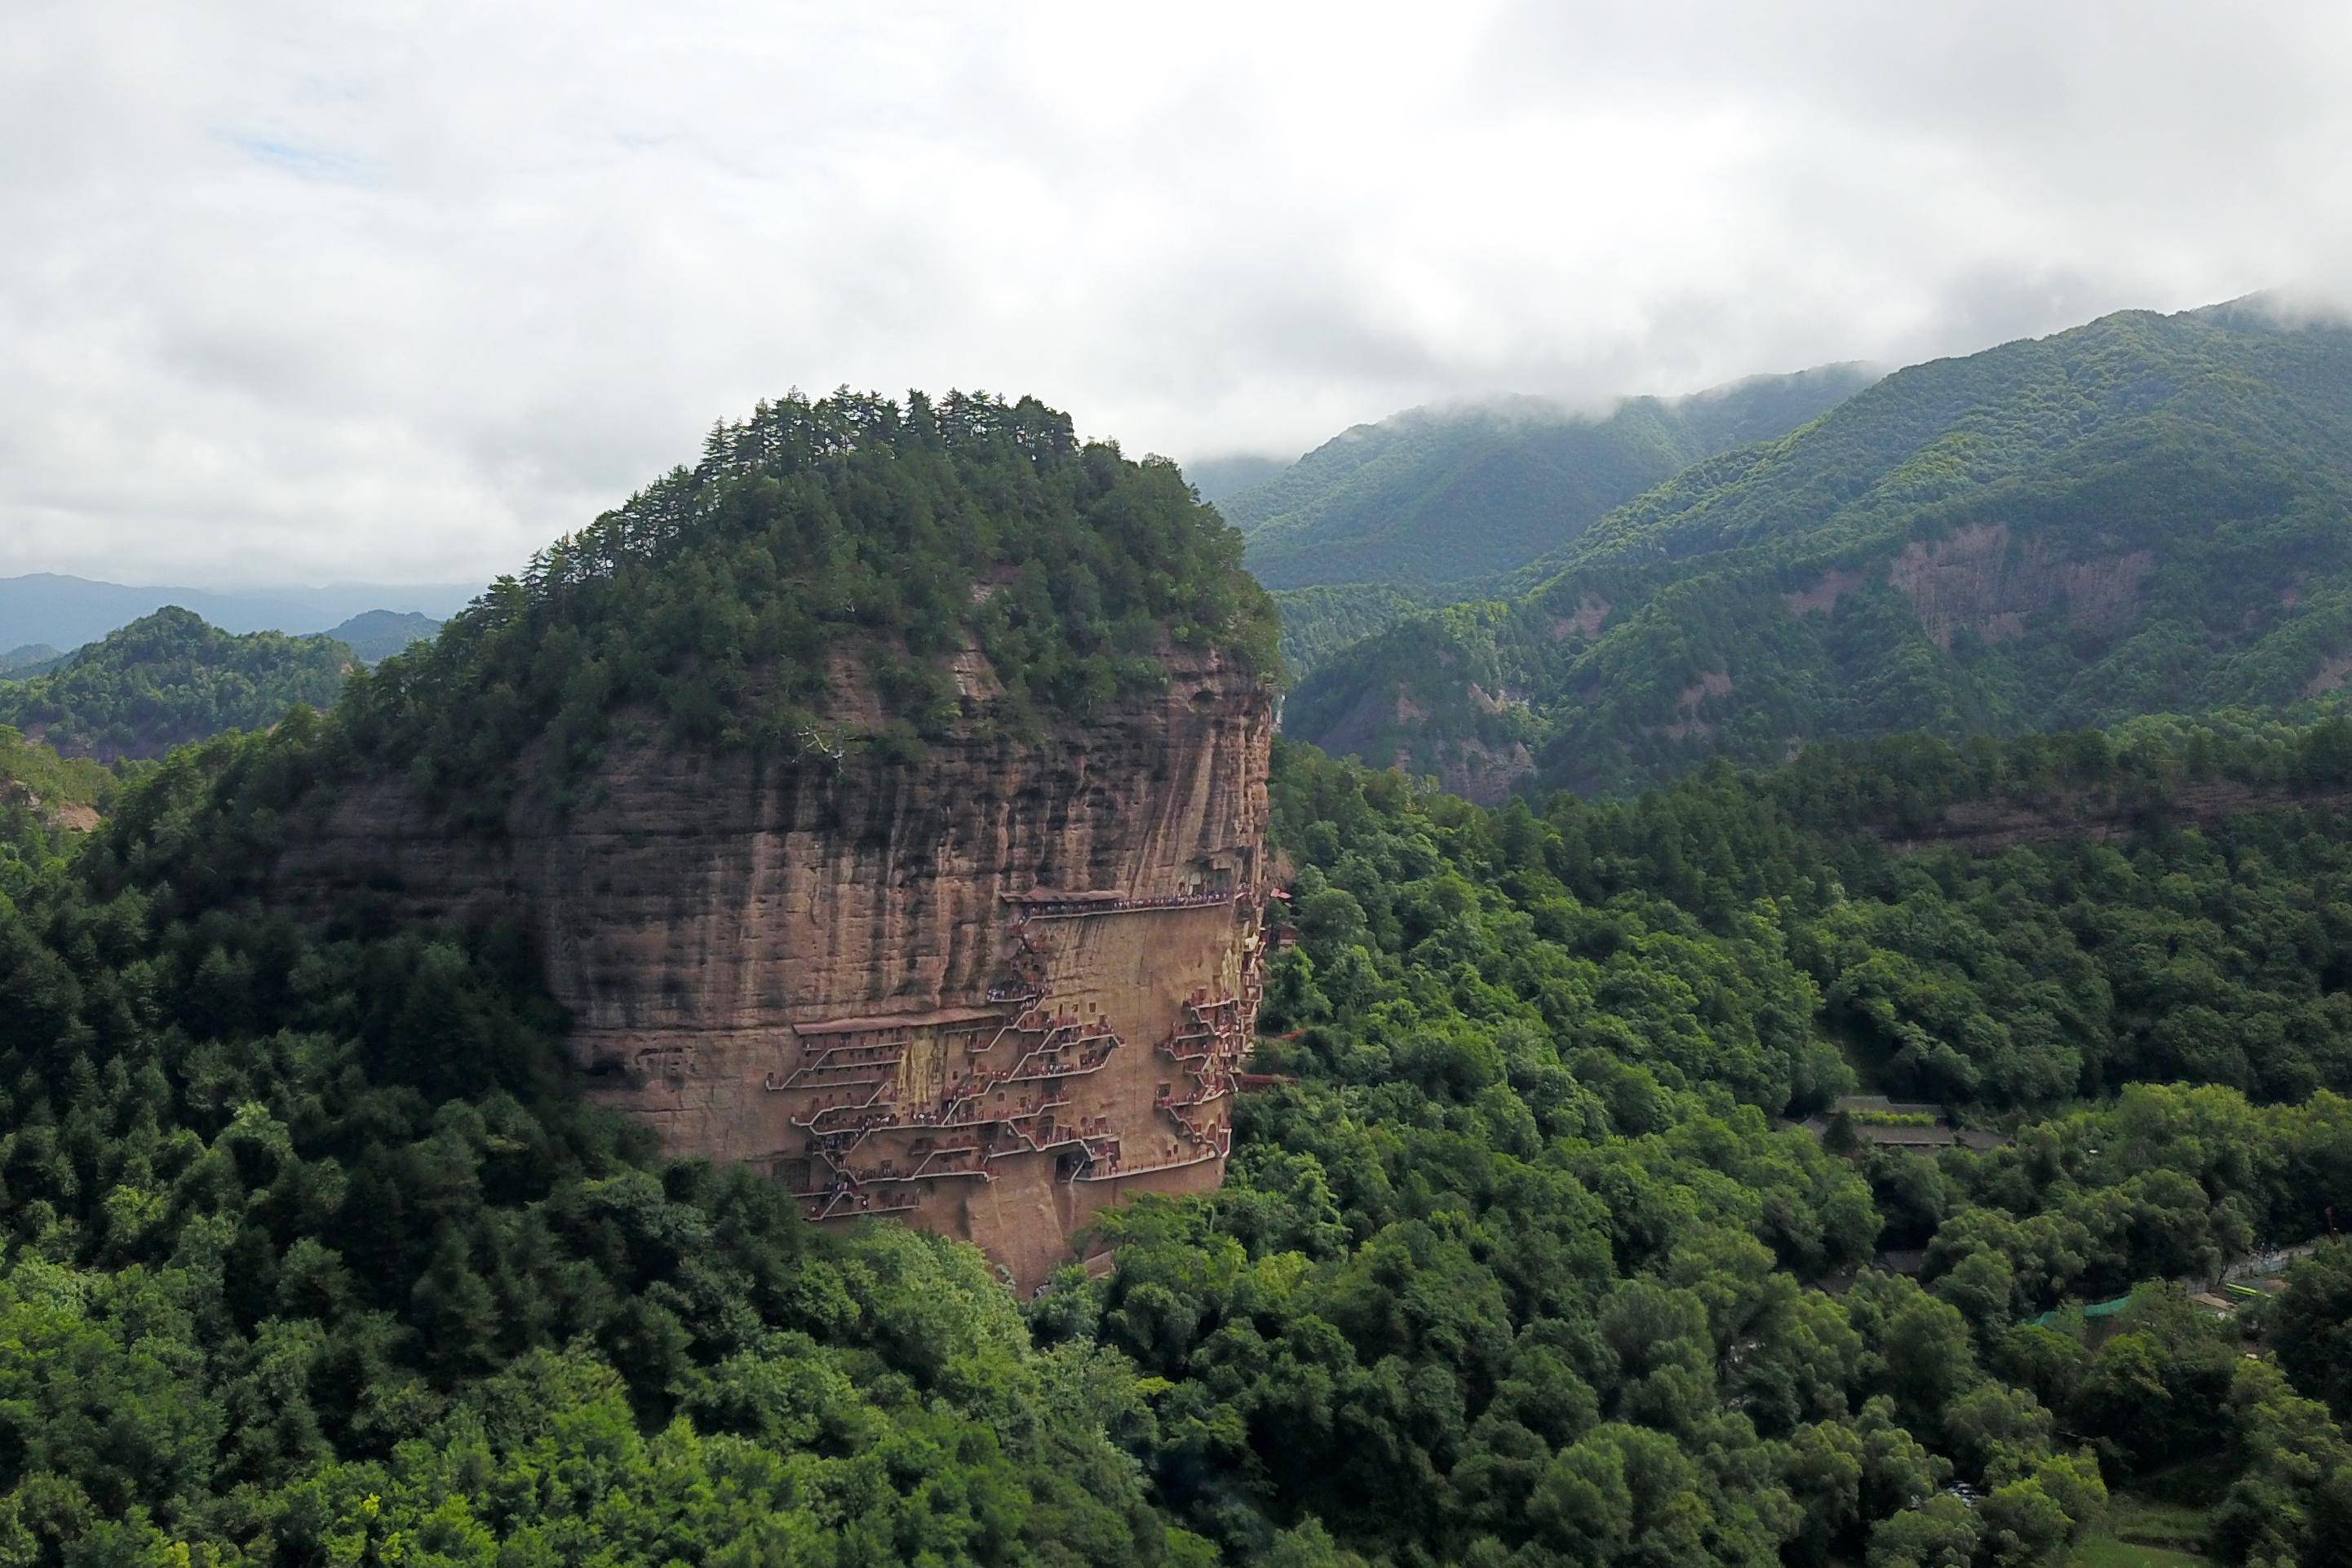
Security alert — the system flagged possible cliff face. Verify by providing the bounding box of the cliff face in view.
[277,646,1275,1289]
[1884,524,2154,650]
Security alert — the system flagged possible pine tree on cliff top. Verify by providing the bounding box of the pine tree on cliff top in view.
[328,389,1280,817]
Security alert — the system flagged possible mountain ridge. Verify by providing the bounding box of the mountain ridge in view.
[324,608,444,662]
[1287,299,2352,799]
[114,388,1282,1287]
[0,571,476,650]
[1226,362,1880,593]
[0,605,352,760]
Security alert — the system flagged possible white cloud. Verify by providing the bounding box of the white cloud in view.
[2,0,2346,586]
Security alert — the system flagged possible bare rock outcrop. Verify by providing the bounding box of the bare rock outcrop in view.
[1887,523,2153,649]
[277,647,1275,1289]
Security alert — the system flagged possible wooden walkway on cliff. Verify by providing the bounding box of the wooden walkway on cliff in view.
[1000,887,1244,919]
[784,884,1280,1223]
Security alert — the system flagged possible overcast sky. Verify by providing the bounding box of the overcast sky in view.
[5,1,2348,588]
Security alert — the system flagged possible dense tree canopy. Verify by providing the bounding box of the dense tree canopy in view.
[0,609,350,762]
[1228,367,1874,591]
[1289,304,2352,798]
[5,375,2352,1563]
[338,389,1279,822]
[2,719,2349,1566]
[1267,583,1437,687]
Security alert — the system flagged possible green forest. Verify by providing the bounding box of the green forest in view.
[1287,303,2352,798]
[0,611,352,763]
[17,0,2352,1557]
[1269,583,1440,686]
[4,380,2352,1568]
[333,389,1278,826]
[1223,367,1876,593]
[320,613,442,666]
[7,703,2352,1565]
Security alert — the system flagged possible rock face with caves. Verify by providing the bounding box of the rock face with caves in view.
[278,644,1277,1290]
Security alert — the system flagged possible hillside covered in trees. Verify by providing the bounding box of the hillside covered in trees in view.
[0,726,112,893]
[322,609,443,664]
[1288,299,2352,800]
[0,388,1288,1568]
[328,389,1277,831]
[6,384,2352,1568]
[1225,365,1877,594]
[5,702,2352,1566]
[0,609,352,761]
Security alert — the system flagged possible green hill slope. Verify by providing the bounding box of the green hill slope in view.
[5,374,2352,1564]
[337,391,1275,824]
[324,608,445,662]
[0,725,113,893]
[1182,450,1291,506]
[1290,299,2352,799]
[1229,363,1878,592]
[0,606,352,760]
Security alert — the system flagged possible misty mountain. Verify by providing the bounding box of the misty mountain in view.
[1287,298,2352,800]
[326,609,445,663]
[1183,452,1294,507]
[0,573,476,652]
[1227,363,1880,594]
[0,644,64,679]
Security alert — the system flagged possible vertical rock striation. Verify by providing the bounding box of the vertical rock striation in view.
[278,644,1275,1289]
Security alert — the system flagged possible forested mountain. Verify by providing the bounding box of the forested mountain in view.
[0,726,112,885]
[0,388,1290,1568]
[9,693,2352,1564]
[0,607,351,760]
[323,608,443,662]
[1227,364,1878,593]
[0,644,64,678]
[1184,451,1292,507]
[0,574,475,651]
[7,385,2352,1568]
[331,392,1275,829]
[1290,299,2352,800]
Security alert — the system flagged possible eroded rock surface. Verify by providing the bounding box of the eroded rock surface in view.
[278,647,1275,1289]
[1889,523,2154,649]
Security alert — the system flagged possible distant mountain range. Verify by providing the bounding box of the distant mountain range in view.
[0,644,65,678]
[1221,364,1880,594]
[0,601,444,761]
[1182,453,1293,507]
[0,607,356,761]
[325,609,444,663]
[1287,296,2352,800]
[0,573,475,652]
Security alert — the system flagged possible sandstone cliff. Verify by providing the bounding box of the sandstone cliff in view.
[278,645,1276,1290]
